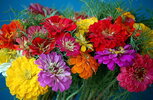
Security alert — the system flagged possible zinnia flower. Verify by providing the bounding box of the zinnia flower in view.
[16,26,48,57]
[68,52,99,79]
[41,16,77,38]
[0,20,23,49]
[76,17,98,35]
[76,34,93,52]
[0,48,16,65]
[94,45,136,71]
[35,52,72,92]
[28,3,58,16]
[56,33,80,56]
[6,56,48,99]
[29,37,55,55]
[89,18,131,51]
[116,8,135,20]
[117,54,153,92]
[0,63,11,77]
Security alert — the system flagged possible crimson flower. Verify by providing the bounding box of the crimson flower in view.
[89,18,133,51]
[42,16,77,38]
[29,37,55,55]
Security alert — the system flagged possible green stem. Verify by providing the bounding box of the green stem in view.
[96,78,117,100]
[66,87,82,100]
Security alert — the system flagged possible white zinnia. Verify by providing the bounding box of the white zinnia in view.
[0,63,11,77]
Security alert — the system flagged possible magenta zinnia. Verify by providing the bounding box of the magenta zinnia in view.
[35,52,72,92]
[117,54,153,92]
[56,33,80,56]
[94,45,136,71]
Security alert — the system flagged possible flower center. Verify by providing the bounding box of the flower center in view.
[64,40,75,51]
[48,63,64,75]
[134,68,146,81]
[102,29,115,37]
[24,70,32,80]
[109,47,125,54]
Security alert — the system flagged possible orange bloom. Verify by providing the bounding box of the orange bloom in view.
[0,20,23,49]
[68,52,99,79]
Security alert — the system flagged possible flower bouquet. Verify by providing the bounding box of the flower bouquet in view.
[1,0,153,100]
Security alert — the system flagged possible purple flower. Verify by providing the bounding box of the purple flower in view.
[35,52,72,92]
[94,45,136,71]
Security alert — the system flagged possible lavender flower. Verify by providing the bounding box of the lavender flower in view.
[94,45,136,71]
[35,52,72,92]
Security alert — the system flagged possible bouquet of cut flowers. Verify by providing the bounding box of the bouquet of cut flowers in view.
[1,0,153,100]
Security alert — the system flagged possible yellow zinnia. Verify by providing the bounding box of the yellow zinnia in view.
[76,17,98,35]
[0,48,16,65]
[75,17,97,52]
[6,56,48,100]
[116,8,135,20]
[76,34,93,52]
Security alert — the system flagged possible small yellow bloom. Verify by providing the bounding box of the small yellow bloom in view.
[0,48,16,65]
[134,23,152,32]
[116,8,135,20]
[76,34,93,52]
[6,56,48,100]
[76,17,98,35]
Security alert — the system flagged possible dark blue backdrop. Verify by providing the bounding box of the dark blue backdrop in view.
[0,0,153,100]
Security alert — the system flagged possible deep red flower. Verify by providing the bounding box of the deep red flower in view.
[28,3,59,16]
[115,16,135,36]
[29,37,55,55]
[41,16,77,38]
[89,18,131,51]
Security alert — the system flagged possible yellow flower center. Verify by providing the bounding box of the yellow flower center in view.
[64,41,75,51]
[24,70,32,80]
[109,47,125,54]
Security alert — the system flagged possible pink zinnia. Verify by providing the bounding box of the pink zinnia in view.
[56,33,80,56]
[117,54,153,92]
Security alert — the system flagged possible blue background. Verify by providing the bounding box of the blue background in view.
[0,0,153,100]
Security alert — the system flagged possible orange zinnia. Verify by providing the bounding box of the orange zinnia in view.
[68,52,99,79]
[0,20,23,49]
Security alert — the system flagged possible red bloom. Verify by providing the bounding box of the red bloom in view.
[117,54,153,92]
[115,16,135,37]
[29,37,55,55]
[41,16,77,38]
[28,3,59,16]
[89,18,131,51]
[0,20,23,49]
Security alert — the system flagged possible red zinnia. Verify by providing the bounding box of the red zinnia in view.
[117,54,153,92]
[41,16,77,38]
[89,18,133,51]
[29,37,55,55]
